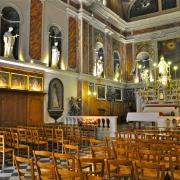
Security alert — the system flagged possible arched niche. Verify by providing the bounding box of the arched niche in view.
[134,51,152,83]
[0,6,20,59]
[49,26,62,69]
[93,42,104,77]
[113,50,121,81]
[48,78,64,122]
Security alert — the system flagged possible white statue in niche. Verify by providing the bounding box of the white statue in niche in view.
[3,27,18,58]
[114,63,120,81]
[51,42,60,68]
[157,56,169,76]
[96,56,104,77]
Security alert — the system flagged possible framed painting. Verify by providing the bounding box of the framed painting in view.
[29,76,43,92]
[0,71,10,88]
[115,88,122,101]
[106,86,116,101]
[11,73,27,90]
[96,85,106,100]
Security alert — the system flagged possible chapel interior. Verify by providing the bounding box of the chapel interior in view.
[0,0,180,179]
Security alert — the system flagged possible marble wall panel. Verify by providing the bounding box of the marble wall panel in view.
[68,17,77,70]
[29,0,42,60]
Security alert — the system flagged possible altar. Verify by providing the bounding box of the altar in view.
[127,112,180,128]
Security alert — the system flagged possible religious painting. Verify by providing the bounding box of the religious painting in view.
[96,85,106,100]
[0,71,9,88]
[29,76,43,92]
[114,88,122,101]
[106,86,116,101]
[48,78,64,110]
[158,38,180,79]
[11,73,27,90]
[129,0,158,18]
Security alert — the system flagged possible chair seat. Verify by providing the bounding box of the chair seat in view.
[110,166,131,177]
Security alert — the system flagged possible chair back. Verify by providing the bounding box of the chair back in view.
[15,156,35,180]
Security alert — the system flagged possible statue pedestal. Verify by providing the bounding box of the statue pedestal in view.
[48,109,63,123]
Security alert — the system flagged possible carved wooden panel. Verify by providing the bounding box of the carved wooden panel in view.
[0,90,44,127]
[27,94,44,126]
[0,91,27,126]
[29,0,42,60]
[68,17,77,69]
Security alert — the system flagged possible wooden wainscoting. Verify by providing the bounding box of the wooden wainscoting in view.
[0,89,45,127]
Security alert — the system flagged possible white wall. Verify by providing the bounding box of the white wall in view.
[44,71,78,123]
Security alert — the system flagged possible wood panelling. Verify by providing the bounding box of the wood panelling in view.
[0,90,44,127]
[68,17,77,69]
[29,0,42,60]
[82,20,89,74]
[82,81,124,116]
[27,94,44,126]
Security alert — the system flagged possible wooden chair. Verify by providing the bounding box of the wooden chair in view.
[64,144,92,170]
[53,153,76,171]
[138,149,161,164]
[17,128,27,145]
[106,159,133,179]
[31,129,48,150]
[91,146,113,160]
[56,168,83,180]
[11,132,30,158]
[54,129,69,153]
[14,155,35,180]
[79,157,105,177]
[0,135,14,169]
[89,139,105,147]
[170,151,180,180]
[44,127,55,151]
[33,150,55,180]
[86,175,104,180]
[133,160,165,180]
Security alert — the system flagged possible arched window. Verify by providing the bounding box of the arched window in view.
[162,0,177,10]
[49,26,62,69]
[113,51,121,81]
[0,7,20,59]
[93,42,104,77]
[129,0,158,18]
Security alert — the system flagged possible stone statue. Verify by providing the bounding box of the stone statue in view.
[157,56,169,76]
[96,56,104,77]
[68,96,81,116]
[51,42,60,68]
[114,63,120,81]
[3,27,18,58]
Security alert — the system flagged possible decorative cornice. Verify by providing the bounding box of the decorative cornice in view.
[91,3,180,32]
[130,26,180,42]
[0,58,126,88]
